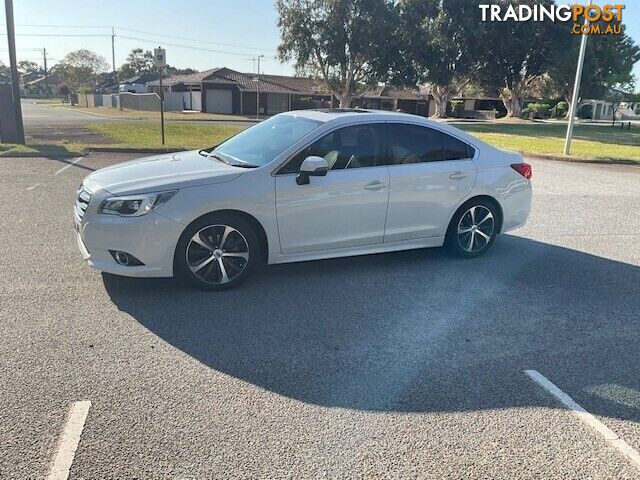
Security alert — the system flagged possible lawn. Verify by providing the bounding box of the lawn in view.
[2,119,637,163]
[90,119,638,163]
[86,122,245,150]
[456,121,640,163]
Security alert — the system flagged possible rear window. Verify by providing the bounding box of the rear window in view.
[444,134,474,160]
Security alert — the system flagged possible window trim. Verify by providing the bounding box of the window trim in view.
[273,121,389,176]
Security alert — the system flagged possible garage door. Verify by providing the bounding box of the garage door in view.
[205,89,233,114]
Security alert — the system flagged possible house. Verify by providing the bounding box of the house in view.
[119,73,158,94]
[23,74,60,97]
[148,67,334,115]
[352,86,429,115]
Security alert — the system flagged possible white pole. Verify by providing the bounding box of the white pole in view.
[564,5,591,155]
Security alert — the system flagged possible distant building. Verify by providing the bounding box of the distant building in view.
[119,73,158,94]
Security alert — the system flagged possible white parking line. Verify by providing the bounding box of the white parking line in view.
[46,400,91,480]
[54,157,84,176]
[525,370,640,470]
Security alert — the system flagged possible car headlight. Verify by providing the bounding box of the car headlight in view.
[98,190,177,217]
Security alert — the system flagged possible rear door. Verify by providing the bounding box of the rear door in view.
[384,123,477,242]
[275,123,390,254]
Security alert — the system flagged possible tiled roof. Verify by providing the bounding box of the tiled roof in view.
[147,68,220,86]
[208,68,303,94]
[149,66,328,95]
[256,74,327,94]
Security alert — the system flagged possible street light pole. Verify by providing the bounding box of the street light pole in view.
[4,0,25,144]
[256,54,264,120]
[564,6,591,155]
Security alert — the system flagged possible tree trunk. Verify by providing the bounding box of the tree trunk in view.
[430,86,453,118]
[334,92,352,109]
[501,88,522,118]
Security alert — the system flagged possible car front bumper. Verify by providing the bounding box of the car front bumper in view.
[75,210,183,278]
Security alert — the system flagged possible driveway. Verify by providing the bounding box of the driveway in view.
[0,154,639,478]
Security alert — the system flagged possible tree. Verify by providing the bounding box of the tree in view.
[276,0,397,108]
[165,66,198,77]
[397,0,482,118]
[546,19,640,116]
[0,60,9,76]
[18,60,40,75]
[55,49,109,92]
[118,48,154,80]
[475,0,555,117]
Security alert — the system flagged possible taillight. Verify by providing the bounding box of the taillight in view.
[511,163,532,179]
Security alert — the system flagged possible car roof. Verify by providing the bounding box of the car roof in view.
[279,109,486,149]
[280,108,430,124]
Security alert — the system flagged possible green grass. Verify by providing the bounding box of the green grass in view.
[86,122,245,149]
[4,119,637,163]
[456,122,640,163]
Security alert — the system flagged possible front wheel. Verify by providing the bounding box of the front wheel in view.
[446,200,499,258]
[175,213,260,290]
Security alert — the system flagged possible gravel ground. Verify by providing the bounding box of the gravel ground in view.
[0,153,639,479]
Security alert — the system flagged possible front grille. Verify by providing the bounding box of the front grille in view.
[75,186,91,222]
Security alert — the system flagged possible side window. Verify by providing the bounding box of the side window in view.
[443,134,474,160]
[279,124,382,174]
[387,124,444,165]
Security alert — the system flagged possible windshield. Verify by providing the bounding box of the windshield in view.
[213,114,322,167]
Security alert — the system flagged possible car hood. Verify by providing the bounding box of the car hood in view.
[85,150,246,195]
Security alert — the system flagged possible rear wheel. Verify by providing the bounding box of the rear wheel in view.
[175,213,260,290]
[446,200,498,258]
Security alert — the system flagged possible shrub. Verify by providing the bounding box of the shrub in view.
[450,100,465,118]
[550,101,569,118]
[523,102,551,119]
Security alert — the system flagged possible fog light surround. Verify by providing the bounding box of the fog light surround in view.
[109,250,144,266]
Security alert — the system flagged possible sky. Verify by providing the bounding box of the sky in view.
[1,0,639,87]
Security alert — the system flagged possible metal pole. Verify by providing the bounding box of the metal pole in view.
[256,55,263,120]
[158,65,165,145]
[4,0,25,144]
[111,27,116,73]
[564,6,591,155]
[43,47,48,98]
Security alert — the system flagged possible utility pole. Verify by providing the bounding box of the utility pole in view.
[111,26,116,73]
[256,54,264,120]
[564,5,591,155]
[42,47,48,98]
[154,47,166,146]
[4,0,25,144]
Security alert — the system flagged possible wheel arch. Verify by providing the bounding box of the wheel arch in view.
[176,209,270,265]
[448,195,504,237]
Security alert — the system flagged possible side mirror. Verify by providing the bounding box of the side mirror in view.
[296,156,328,185]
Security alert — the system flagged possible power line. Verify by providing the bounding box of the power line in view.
[116,27,272,53]
[0,33,110,37]
[1,23,273,53]
[116,34,274,58]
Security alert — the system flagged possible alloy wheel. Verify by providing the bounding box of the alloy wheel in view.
[457,205,495,253]
[186,224,250,285]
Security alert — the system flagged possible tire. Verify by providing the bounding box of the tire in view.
[446,199,499,258]
[174,213,260,290]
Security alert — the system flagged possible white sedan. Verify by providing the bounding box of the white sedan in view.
[74,109,532,289]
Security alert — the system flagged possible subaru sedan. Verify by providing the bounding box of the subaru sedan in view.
[74,109,532,289]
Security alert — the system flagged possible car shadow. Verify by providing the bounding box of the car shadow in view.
[103,235,640,418]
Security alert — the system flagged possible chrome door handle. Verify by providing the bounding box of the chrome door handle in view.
[449,171,468,180]
[364,180,386,191]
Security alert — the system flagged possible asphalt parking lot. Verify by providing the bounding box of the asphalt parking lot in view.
[1,153,639,478]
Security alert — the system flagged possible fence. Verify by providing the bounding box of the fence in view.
[74,91,203,112]
[119,92,161,111]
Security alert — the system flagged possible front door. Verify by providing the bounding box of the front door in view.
[275,124,389,254]
[384,123,477,242]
